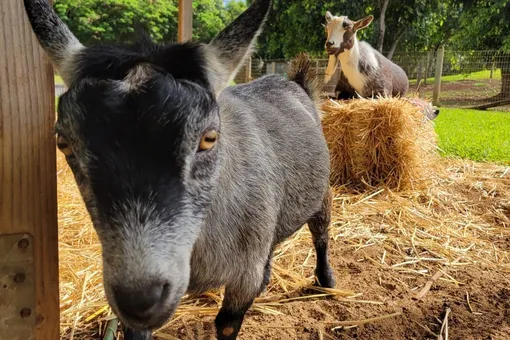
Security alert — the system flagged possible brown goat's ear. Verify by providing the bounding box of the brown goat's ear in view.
[325,11,334,23]
[353,15,374,32]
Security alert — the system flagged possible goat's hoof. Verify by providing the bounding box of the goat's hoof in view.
[314,268,336,288]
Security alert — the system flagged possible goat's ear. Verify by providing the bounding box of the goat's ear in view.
[202,0,272,95]
[325,11,334,23]
[23,0,84,87]
[353,15,374,32]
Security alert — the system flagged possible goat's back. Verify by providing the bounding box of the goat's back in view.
[357,42,409,97]
[218,74,330,232]
[372,48,409,97]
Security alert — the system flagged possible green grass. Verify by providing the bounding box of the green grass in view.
[434,107,510,164]
[410,69,502,85]
[55,74,64,85]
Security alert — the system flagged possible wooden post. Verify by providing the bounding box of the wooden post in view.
[433,46,445,106]
[266,62,276,74]
[424,52,431,85]
[245,57,252,82]
[490,61,495,79]
[178,0,193,42]
[417,59,423,85]
[0,1,59,339]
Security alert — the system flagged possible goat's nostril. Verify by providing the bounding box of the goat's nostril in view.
[114,282,170,321]
[326,41,335,47]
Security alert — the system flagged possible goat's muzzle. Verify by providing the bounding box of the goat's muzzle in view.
[325,46,340,55]
[111,280,176,330]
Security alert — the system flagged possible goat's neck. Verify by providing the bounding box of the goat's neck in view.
[338,38,365,94]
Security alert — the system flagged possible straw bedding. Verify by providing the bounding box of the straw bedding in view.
[57,99,510,339]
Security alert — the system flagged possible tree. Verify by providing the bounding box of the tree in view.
[256,0,372,59]
[452,0,510,99]
[375,0,390,53]
[54,0,247,45]
[54,0,178,44]
[193,0,247,42]
[223,0,248,23]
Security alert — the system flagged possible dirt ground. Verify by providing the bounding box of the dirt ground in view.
[410,79,510,111]
[159,248,510,340]
[57,149,510,339]
[153,161,510,340]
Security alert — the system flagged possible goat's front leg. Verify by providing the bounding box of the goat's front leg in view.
[214,268,265,339]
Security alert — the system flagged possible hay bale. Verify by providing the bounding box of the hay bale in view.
[321,97,439,191]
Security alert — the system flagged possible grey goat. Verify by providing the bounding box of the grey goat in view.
[23,0,336,339]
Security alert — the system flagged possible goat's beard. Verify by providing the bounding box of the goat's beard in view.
[324,54,339,84]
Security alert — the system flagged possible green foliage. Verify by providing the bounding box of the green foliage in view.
[451,0,510,51]
[193,0,225,42]
[54,0,178,43]
[434,108,510,164]
[54,0,247,44]
[52,0,509,63]
[254,0,466,58]
[256,0,371,59]
[395,0,463,52]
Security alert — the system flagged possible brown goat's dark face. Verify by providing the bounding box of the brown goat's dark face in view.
[56,64,221,330]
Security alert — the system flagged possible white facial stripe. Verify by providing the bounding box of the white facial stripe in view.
[326,16,348,49]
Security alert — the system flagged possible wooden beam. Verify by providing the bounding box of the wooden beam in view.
[178,0,193,42]
[469,98,510,110]
[0,0,59,339]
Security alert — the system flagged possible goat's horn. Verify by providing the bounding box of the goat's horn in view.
[23,0,84,86]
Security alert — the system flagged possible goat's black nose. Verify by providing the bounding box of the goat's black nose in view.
[326,41,335,47]
[114,282,170,321]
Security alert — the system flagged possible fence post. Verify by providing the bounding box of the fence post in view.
[178,0,193,42]
[266,62,276,74]
[0,0,59,339]
[433,46,445,106]
[245,57,252,82]
[424,52,431,85]
[417,59,424,85]
[490,61,495,79]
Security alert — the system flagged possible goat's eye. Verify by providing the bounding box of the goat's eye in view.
[56,135,74,156]
[198,129,218,152]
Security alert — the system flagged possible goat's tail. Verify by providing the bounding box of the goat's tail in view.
[287,52,322,106]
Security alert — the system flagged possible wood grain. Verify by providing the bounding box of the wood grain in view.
[0,0,59,339]
[178,0,193,42]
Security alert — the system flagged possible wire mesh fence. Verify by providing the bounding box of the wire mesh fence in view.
[53,50,509,110]
[239,50,510,110]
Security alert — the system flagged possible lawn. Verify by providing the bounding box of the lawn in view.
[55,74,64,85]
[433,107,510,164]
